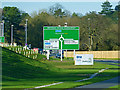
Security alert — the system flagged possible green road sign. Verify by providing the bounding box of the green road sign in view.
[43,26,79,50]
[0,37,5,43]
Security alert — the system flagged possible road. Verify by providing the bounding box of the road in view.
[94,59,120,66]
[94,59,120,63]
[76,76,120,88]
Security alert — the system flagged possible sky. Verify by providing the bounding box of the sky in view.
[1,0,120,2]
[1,0,119,15]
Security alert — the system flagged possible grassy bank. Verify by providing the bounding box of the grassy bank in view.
[109,85,120,88]
[2,47,119,89]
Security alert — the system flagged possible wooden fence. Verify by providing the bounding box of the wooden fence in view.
[64,51,120,58]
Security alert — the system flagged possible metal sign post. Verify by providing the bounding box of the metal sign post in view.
[66,50,67,58]
[74,49,75,60]
[2,20,4,37]
[25,24,27,46]
[59,35,64,61]
[60,40,62,61]
[11,25,13,44]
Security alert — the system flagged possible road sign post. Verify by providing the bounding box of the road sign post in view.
[46,50,50,60]
[61,40,62,61]
[11,25,14,45]
[74,49,75,60]
[43,26,80,61]
[66,50,67,58]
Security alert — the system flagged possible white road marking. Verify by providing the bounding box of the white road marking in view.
[34,82,63,88]
[75,68,108,82]
[33,68,108,88]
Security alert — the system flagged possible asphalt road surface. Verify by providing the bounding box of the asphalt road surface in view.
[76,76,120,88]
[94,60,120,66]
[66,76,119,90]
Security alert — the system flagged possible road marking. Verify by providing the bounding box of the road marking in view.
[34,82,63,88]
[31,68,108,89]
[75,68,108,82]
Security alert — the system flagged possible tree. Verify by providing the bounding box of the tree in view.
[27,11,50,48]
[99,0,113,15]
[72,12,78,17]
[3,7,21,43]
[115,1,120,11]
[79,11,117,51]
[2,6,30,45]
[49,3,70,18]
[115,5,120,11]
[54,8,64,17]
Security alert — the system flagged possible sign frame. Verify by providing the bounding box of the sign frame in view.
[75,54,94,65]
[0,36,5,43]
[43,26,80,50]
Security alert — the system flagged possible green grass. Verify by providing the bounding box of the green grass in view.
[43,69,119,89]
[109,85,120,88]
[2,47,119,89]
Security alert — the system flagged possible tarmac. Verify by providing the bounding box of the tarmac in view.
[75,76,120,89]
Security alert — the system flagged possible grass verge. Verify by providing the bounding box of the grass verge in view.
[2,47,119,89]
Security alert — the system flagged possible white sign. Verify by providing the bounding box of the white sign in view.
[64,40,78,44]
[75,54,94,65]
[44,40,59,49]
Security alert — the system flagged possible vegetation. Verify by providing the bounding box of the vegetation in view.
[2,7,30,45]
[1,1,119,51]
[99,0,113,15]
[109,85,120,88]
[1,1,119,89]
[2,47,119,88]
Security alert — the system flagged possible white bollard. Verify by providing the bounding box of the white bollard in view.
[24,51,25,55]
[28,55,30,57]
[29,51,30,54]
[19,51,21,54]
[9,48,11,50]
[16,48,17,53]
